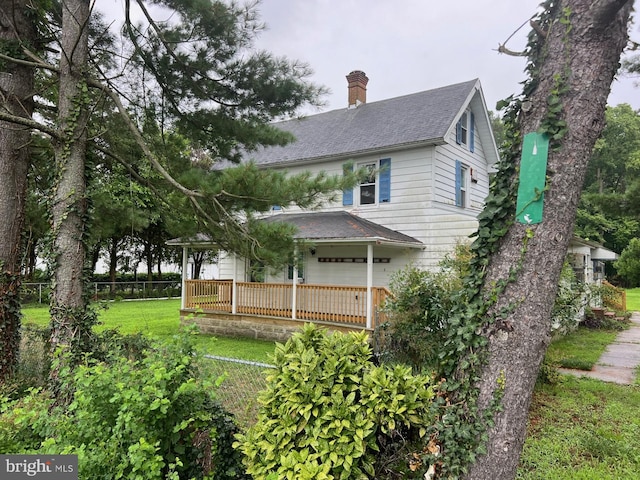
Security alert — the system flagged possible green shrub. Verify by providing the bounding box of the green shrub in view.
[551,261,588,334]
[374,264,461,372]
[236,324,435,479]
[1,331,248,480]
[376,255,588,372]
[536,360,562,386]
[13,324,51,394]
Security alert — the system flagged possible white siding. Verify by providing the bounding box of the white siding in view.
[217,252,248,281]
[265,245,419,287]
[261,145,434,218]
[217,106,494,286]
[433,111,490,212]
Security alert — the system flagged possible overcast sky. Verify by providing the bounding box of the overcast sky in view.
[100,0,639,114]
[249,0,639,115]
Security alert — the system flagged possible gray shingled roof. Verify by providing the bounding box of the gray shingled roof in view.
[237,79,479,167]
[166,212,422,247]
[262,211,422,246]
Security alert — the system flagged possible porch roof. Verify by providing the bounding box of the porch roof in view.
[569,236,618,261]
[262,211,423,248]
[167,212,423,249]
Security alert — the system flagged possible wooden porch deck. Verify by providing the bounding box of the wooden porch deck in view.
[184,280,391,328]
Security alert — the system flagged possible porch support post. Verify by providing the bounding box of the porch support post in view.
[292,244,298,320]
[366,243,373,329]
[181,246,188,310]
[232,253,238,314]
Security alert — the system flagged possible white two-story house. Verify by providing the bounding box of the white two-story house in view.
[173,72,501,338]
[216,71,499,286]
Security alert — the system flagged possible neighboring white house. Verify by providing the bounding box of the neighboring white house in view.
[213,72,499,288]
[568,237,618,284]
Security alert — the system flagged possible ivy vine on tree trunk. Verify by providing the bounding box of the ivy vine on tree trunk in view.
[49,0,96,374]
[432,1,634,479]
[0,0,36,382]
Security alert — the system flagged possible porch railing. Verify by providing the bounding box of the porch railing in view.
[601,280,627,312]
[184,280,390,328]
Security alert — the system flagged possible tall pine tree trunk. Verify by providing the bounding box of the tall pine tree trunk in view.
[49,0,92,360]
[0,0,35,381]
[462,1,633,478]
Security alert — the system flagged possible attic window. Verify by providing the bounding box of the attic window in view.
[457,112,468,146]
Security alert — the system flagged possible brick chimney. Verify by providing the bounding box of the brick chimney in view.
[346,70,368,107]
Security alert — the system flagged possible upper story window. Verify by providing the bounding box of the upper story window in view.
[359,162,377,205]
[455,160,468,208]
[456,111,475,153]
[343,158,391,207]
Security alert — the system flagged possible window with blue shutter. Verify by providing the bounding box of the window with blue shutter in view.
[469,112,475,153]
[456,112,469,147]
[343,163,353,206]
[379,158,391,203]
[455,160,467,208]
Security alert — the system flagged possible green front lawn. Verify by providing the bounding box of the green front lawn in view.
[518,376,640,479]
[545,327,619,370]
[22,299,276,362]
[626,288,640,312]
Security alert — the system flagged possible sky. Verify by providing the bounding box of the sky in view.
[249,0,639,115]
[99,0,639,115]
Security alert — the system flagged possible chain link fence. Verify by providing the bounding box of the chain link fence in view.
[16,326,272,429]
[21,281,181,303]
[201,355,274,429]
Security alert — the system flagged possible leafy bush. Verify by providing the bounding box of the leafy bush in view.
[236,324,435,479]
[536,360,562,386]
[377,252,589,371]
[551,261,588,334]
[374,263,462,372]
[90,272,182,283]
[1,331,248,479]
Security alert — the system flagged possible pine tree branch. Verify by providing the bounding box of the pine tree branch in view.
[86,76,205,199]
[129,0,243,109]
[0,110,59,138]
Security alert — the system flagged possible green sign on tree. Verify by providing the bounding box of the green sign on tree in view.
[516,132,550,225]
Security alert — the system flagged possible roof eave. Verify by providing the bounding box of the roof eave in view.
[300,237,423,249]
[257,138,447,168]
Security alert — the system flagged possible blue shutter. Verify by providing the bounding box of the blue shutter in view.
[469,112,475,153]
[455,120,462,144]
[379,158,391,203]
[455,160,462,207]
[343,164,353,206]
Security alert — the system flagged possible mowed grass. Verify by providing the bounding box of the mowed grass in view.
[518,376,640,479]
[22,299,276,363]
[626,288,640,312]
[517,309,640,478]
[545,327,619,370]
